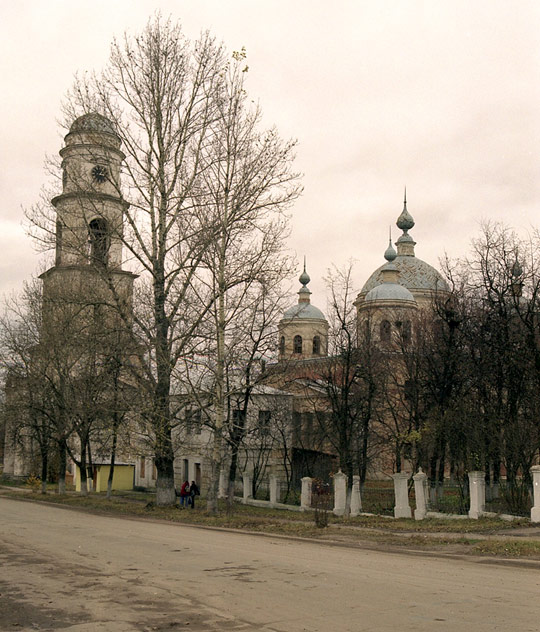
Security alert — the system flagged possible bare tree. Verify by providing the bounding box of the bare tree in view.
[460,224,540,511]
[220,282,292,510]
[323,265,383,491]
[0,283,53,493]
[29,17,301,506]
[178,47,300,512]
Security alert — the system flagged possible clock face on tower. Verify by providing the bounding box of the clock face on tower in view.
[91,165,109,183]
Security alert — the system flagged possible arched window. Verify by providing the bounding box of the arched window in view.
[380,319,391,343]
[402,320,412,344]
[293,335,302,354]
[279,336,285,355]
[395,319,412,344]
[312,335,321,355]
[89,218,109,265]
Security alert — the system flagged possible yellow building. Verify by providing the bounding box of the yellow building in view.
[75,463,135,493]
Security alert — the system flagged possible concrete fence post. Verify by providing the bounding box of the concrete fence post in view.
[530,466,540,523]
[333,470,348,516]
[413,468,428,520]
[242,473,252,504]
[269,474,280,506]
[392,472,412,519]
[350,475,362,517]
[468,471,486,519]
[301,476,312,511]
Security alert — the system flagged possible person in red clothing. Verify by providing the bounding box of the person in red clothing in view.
[179,480,190,507]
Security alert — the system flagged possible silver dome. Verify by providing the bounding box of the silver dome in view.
[282,303,326,320]
[365,282,416,303]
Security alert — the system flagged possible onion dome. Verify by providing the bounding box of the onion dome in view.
[282,260,326,321]
[360,193,448,297]
[70,112,117,136]
[384,234,397,262]
[364,244,416,306]
[511,260,523,279]
[510,259,524,300]
[396,188,415,232]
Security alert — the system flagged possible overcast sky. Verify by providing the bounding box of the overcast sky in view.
[1,1,539,309]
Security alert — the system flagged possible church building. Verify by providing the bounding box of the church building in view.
[2,113,447,495]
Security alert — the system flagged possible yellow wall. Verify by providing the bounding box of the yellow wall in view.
[75,464,134,492]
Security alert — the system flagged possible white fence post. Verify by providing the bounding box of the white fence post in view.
[392,472,412,518]
[468,471,485,519]
[301,476,312,511]
[333,470,347,516]
[531,466,540,523]
[413,468,428,520]
[269,474,280,506]
[350,475,362,517]
[242,472,252,504]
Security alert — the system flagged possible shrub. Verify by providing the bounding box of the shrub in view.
[25,474,41,493]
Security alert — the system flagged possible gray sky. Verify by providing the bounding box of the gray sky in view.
[1,0,539,309]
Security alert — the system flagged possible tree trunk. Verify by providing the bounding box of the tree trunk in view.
[40,449,48,495]
[152,232,176,506]
[106,423,118,500]
[227,445,240,513]
[155,425,176,506]
[78,434,89,496]
[207,257,227,514]
[87,439,93,493]
[57,439,67,494]
[360,416,370,486]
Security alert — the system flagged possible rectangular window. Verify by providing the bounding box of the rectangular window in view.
[232,409,246,429]
[258,410,271,436]
[304,413,314,445]
[152,461,157,480]
[193,409,202,435]
[140,457,146,479]
[292,411,301,444]
[186,408,202,435]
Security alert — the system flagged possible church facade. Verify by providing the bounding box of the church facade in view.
[2,113,447,496]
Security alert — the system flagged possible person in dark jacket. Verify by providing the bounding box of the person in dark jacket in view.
[189,481,200,509]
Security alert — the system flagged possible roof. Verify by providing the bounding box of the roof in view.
[70,113,117,136]
[282,303,326,320]
[361,254,448,295]
[365,282,416,303]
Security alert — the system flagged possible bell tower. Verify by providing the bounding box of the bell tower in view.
[40,113,136,330]
[278,261,329,361]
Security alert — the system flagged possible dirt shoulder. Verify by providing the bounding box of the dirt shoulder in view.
[2,485,540,563]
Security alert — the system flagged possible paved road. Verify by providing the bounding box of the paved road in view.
[1,497,539,631]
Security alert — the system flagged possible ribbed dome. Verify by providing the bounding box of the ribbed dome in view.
[361,256,448,294]
[70,113,117,136]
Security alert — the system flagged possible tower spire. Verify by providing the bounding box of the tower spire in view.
[396,189,416,257]
[384,226,396,261]
[298,257,311,303]
[299,257,310,287]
